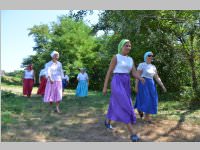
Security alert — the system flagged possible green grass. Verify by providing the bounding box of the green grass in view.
[1,84,200,141]
[1,84,200,126]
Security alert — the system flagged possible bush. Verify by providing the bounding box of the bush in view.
[179,86,195,100]
[1,75,22,85]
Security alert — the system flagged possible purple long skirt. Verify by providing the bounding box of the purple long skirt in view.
[106,73,136,124]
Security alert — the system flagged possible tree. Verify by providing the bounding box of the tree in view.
[23,15,99,88]
[95,10,200,96]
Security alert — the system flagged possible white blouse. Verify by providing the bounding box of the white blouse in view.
[45,61,64,81]
[24,70,34,79]
[113,54,133,73]
[77,73,89,81]
[137,62,157,79]
[39,69,46,77]
[63,75,69,81]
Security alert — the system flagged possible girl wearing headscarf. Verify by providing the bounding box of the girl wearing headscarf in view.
[103,39,145,142]
[76,68,89,97]
[37,67,47,97]
[134,51,167,123]
[23,64,35,98]
[43,51,64,113]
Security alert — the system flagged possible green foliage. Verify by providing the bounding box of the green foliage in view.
[20,10,200,93]
[1,76,22,85]
[179,86,195,100]
[22,15,99,86]
[95,10,200,93]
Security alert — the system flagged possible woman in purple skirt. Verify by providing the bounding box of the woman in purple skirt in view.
[103,39,145,142]
[134,51,167,123]
[43,50,64,113]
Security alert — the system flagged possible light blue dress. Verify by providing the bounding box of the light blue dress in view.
[76,72,89,97]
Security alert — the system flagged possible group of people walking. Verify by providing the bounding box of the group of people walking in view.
[22,39,166,142]
[22,51,89,113]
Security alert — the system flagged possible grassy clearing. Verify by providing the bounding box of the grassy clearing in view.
[1,83,200,142]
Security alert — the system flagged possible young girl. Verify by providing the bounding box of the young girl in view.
[76,68,89,97]
[134,51,167,123]
[103,39,145,142]
[43,51,64,113]
[23,64,35,98]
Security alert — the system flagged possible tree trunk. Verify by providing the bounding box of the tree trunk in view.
[189,51,198,93]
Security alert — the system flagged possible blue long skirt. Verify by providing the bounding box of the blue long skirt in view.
[76,80,88,97]
[134,78,158,114]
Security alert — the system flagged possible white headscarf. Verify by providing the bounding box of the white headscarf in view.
[50,51,59,58]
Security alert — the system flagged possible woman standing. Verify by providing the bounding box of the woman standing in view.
[103,39,145,142]
[62,71,69,95]
[37,67,47,97]
[43,51,64,113]
[134,51,167,123]
[76,68,89,97]
[23,64,35,98]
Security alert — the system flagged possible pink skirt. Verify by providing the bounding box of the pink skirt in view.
[43,80,62,103]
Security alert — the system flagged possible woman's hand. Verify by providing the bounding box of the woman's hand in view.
[103,87,107,96]
[163,86,167,93]
[139,77,145,84]
[50,79,54,84]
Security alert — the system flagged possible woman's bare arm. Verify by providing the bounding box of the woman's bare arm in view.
[103,56,117,96]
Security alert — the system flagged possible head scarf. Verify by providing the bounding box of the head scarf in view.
[144,51,153,62]
[50,50,59,58]
[118,39,130,54]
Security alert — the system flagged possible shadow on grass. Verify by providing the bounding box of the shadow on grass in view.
[149,98,200,142]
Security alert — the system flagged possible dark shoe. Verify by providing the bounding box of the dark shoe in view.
[138,111,144,119]
[104,120,113,129]
[130,134,140,142]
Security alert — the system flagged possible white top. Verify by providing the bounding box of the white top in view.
[137,62,157,79]
[62,75,69,81]
[24,70,34,79]
[77,72,89,81]
[45,60,64,81]
[113,54,133,73]
[39,69,46,77]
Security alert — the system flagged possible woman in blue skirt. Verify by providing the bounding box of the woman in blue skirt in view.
[134,51,167,123]
[103,39,145,142]
[76,68,89,97]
